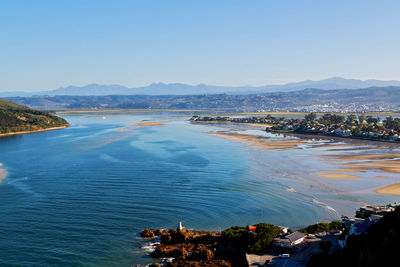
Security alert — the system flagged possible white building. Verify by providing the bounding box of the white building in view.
[273,231,307,248]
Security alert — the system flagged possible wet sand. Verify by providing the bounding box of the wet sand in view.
[320,169,365,173]
[375,184,400,195]
[323,153,400,161]
[204,132,313,151]
[310,143,359,149]
[317,173,359,179]
[132,122,168,127]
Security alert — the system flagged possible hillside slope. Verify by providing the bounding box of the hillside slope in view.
[0,98,69,135]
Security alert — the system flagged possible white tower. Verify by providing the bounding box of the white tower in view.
[177,221,183,231]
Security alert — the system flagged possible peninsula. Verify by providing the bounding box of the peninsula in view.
[191,113,400,143]
[0,98,69,136]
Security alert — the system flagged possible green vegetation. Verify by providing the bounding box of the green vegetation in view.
[221,223,283,253]
[299,221,344,234]
[0,98,68,134]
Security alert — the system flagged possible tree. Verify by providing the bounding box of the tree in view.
[249,223,283,253]
[366,116,379,125]
[305,112,317,122]
[358,115,366,124]
[346,114,356,125]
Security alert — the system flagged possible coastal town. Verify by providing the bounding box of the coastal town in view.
[140,203,400,267]
[191,113,400,142]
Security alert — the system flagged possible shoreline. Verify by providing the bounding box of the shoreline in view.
[0,125,69,137]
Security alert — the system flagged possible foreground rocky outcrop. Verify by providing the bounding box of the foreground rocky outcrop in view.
[140,227,236,266]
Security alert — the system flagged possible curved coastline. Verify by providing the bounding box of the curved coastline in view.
[0,125,69,138]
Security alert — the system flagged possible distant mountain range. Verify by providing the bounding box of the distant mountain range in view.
[7,86,400,113]
[2,77,400,97]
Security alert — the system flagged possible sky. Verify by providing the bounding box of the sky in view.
[1,0,400,92]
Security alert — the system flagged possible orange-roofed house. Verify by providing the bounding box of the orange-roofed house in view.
[248,225,257,231]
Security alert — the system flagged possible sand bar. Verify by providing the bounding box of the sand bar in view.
[317,173,359,179]
[132,122,168,127]
[375,183,400,195]
[341,160,400,174]
[320,169,364,173]
[204,132,314,151]
[311,143,358,149]
[323,153,400,161]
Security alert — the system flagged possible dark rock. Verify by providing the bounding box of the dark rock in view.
[151,243,194,259]
[160,233,172,243]
[189,244,214,261]
[155,229,165,236]
[141,229,156,238]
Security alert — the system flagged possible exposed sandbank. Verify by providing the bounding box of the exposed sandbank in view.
[323,153,400,161]
[320,169,364,173]
[375,183,400,195]
[317,173,359,179]
[342,161,400,174]
[204,132,313,151]
[0,125,69,137]
[132,122,168,127]
[310,143,359,149]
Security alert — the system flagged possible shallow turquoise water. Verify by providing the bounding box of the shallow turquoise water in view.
[0,114,398,266]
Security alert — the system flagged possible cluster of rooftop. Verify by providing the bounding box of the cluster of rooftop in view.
[192,113,400,142]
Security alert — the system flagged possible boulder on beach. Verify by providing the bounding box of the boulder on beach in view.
[141,229,156,238]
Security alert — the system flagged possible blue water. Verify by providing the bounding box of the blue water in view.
[0,113,398,266]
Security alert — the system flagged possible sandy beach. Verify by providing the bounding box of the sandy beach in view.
[375,184,400,195]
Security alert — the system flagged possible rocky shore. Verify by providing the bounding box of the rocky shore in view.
[140,226,240,267]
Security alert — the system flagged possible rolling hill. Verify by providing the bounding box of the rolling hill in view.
[0,98,69,135]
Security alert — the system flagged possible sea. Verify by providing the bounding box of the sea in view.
[0,112,398,266]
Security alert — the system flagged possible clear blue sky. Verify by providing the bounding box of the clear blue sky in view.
[1,0,400,92]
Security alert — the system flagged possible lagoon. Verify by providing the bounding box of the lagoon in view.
[0,113,398,266]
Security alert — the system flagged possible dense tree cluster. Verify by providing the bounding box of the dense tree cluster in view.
[221,223,283,254]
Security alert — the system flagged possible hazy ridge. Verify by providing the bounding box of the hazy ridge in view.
[2,77,400,97]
